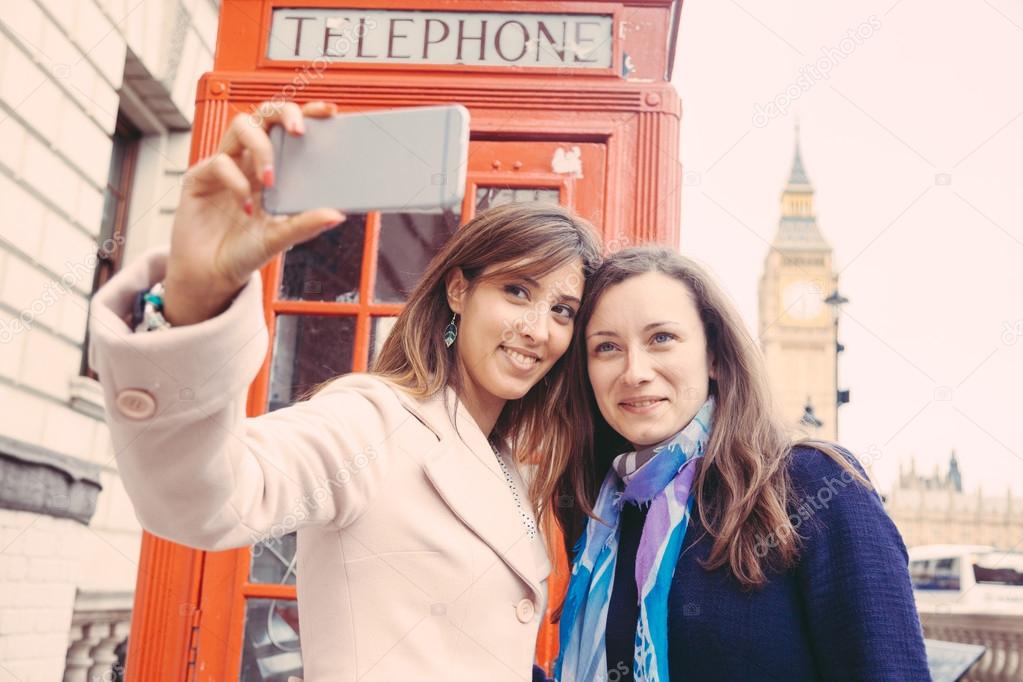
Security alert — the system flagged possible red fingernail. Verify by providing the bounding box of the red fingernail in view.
[262,165,275,188]
[243,198,253,216]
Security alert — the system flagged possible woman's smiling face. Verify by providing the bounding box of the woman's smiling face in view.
[448,258,585,416]
[585,271,716,448]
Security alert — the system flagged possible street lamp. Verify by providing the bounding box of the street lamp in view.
[824,289,850,440]
[801,397,823,434]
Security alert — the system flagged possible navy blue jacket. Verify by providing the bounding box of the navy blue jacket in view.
[591,446,930,681]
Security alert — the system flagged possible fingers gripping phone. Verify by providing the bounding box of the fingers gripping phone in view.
[262,104,470,215]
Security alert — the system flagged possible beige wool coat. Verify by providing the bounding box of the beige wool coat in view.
[88,248,551,681]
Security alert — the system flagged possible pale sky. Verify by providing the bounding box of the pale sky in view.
[672,0,1023,495]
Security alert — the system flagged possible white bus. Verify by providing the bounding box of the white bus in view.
[908,544,1023,615]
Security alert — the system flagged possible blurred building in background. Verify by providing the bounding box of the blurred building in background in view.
[0,0,218,678]
[886,451,1023,551]
[758,127,842,440]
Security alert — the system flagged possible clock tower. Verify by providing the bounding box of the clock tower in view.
[758,126,840,440]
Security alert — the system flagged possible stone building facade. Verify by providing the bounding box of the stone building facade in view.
[886,452,1023,551]
[0,1,218,678]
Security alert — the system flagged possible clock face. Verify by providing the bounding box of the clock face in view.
[782,280,824,320]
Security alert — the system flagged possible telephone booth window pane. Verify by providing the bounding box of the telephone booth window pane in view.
[268,315,355,412]
[279,214,366,302]
[239,598,303,680]
[374,210,460,302]
[368,316,399,366]
[250,532,297,585]
[475,187,559,211]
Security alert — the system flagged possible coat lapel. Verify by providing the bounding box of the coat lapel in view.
[423,440,550,601]
[393,385,551,600]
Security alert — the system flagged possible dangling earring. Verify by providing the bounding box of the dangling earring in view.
[443,313,458,348]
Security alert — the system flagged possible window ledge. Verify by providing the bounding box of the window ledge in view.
[70,375,106,421]
[0,434,103,524]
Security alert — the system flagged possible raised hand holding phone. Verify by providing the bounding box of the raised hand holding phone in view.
[163,100,347,326]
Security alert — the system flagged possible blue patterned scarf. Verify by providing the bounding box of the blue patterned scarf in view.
[555,398,715,682]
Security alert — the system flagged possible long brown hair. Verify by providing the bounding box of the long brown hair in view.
[357,202,600,531]
[556,246,868,589]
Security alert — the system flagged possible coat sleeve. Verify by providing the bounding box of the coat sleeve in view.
[88,247,420,551]
[790,446,932,681]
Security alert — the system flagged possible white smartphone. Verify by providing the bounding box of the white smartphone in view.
[262,104,470,215]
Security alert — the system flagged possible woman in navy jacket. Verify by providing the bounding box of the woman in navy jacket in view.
[551,247,930,681]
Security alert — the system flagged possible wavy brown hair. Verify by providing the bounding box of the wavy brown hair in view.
[556,246,868,589]
[336,202,602,531]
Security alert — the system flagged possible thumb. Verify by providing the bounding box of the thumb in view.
[262,209,347,255]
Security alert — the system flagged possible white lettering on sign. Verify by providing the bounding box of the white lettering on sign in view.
[268,8,613,69]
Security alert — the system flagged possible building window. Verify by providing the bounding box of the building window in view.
[80,112,141,379]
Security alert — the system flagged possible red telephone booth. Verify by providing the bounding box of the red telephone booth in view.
[125,1,683,679]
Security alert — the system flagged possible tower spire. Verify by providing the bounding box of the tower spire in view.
[773,119,826,247]
[788,119,810,186]
[948,449,962,492]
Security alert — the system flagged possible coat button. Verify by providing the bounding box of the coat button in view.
[115,388,157,420]
[515,598,535,623]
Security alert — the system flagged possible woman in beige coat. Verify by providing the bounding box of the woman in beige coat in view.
[88,100,602,681]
